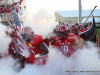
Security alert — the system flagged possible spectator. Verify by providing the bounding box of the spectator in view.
[19,7,23,13]
[24,6,27,10]
[0,8,2,14]
[6,6,11,21]
[3,6,6,13]
[18,7,23,20]
[15,5,19,14]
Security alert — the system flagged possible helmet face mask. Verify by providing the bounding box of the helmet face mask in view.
[58,31,67,39]
[21,26,34,42]
[21,33,31,42]
[78,25,82,30]
[71,29,76,33]
[57,25,68,39]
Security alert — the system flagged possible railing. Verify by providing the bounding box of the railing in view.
[0,13,13,26]
[0,12,24,26]
[0,13,7,21]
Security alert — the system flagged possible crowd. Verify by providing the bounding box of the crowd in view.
[0,4,24,21]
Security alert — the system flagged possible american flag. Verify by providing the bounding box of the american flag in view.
[11,11,29,57]
[11,11,22,36]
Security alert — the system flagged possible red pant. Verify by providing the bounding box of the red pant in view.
[25,55,48,65]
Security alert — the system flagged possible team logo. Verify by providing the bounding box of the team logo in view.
[29,43,32,47]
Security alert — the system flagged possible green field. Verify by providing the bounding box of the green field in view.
[97,28,100,38]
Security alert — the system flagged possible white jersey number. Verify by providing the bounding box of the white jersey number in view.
[61,45,69,52]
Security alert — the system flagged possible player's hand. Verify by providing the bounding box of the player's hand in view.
[22,50,30,58]
[35,54,40,58]
[29,50,34,54]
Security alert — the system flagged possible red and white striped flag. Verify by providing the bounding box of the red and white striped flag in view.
[11,11,29,57]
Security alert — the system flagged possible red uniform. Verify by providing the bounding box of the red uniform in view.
[53,36,60,48]
[16,7,19,13]
[77,34,82,39]
[79,30,83,33]
[25,34,48,65]
[9,37,16,55]
[0,9,2,13]
[96,32,99,47]
[44,38,49,47]
[82,27,87,32]
[3,8,6,13]
[8,32,18,55]
[54,33,77,57]
[6,8,10,13]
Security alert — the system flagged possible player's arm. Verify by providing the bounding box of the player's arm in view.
[74,38,84,49]
[96,33,99,47]
[79,37,85,46]
[29,42,49,58]
[39,42,49,56]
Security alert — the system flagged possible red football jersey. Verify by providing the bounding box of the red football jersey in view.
[43,38,49,47]
[25,34,48,65]
[0,9,2,13]
[54,33,77,57]
[53,36,60,48]
[16,8,19,13]
[79,30,83,33]
[77,34,82,39]
[6,8,10,13]
[26,34,44,55]
[82,27,87,32]
[8,33,17,55]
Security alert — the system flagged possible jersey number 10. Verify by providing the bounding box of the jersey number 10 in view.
[61,45,69,52]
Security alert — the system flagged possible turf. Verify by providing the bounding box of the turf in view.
[97,28,100,38]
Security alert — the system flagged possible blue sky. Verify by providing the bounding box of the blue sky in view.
[26,0,100,13]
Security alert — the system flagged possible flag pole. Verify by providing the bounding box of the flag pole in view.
[78,0,82,24]
[79,5,97,32]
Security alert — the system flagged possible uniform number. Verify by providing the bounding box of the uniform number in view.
[61,46,69,52]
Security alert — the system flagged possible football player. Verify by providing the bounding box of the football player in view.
[53,25,84,57]
[21,26,49,65]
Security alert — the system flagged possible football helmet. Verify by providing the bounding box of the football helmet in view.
[78,24,82,29]
[61,23,65,25]
[66,24,68,27]
[75,22,79,25]
[84,23,88,28]
[21,26,34,42]
[90,22,92,25]
[57,25,68,39]
[54,25,59,33]
[71,25,78,34]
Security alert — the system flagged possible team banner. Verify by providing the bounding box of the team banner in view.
[79,15,96,42]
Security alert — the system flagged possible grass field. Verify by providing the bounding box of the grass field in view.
[97,28,100,38]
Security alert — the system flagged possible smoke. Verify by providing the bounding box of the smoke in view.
[0,40,100,75]
[17,42,100,75]
[22,8,58,39]
[0,57,18,75]
[16,42,100,75]
[0,23,11,55]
